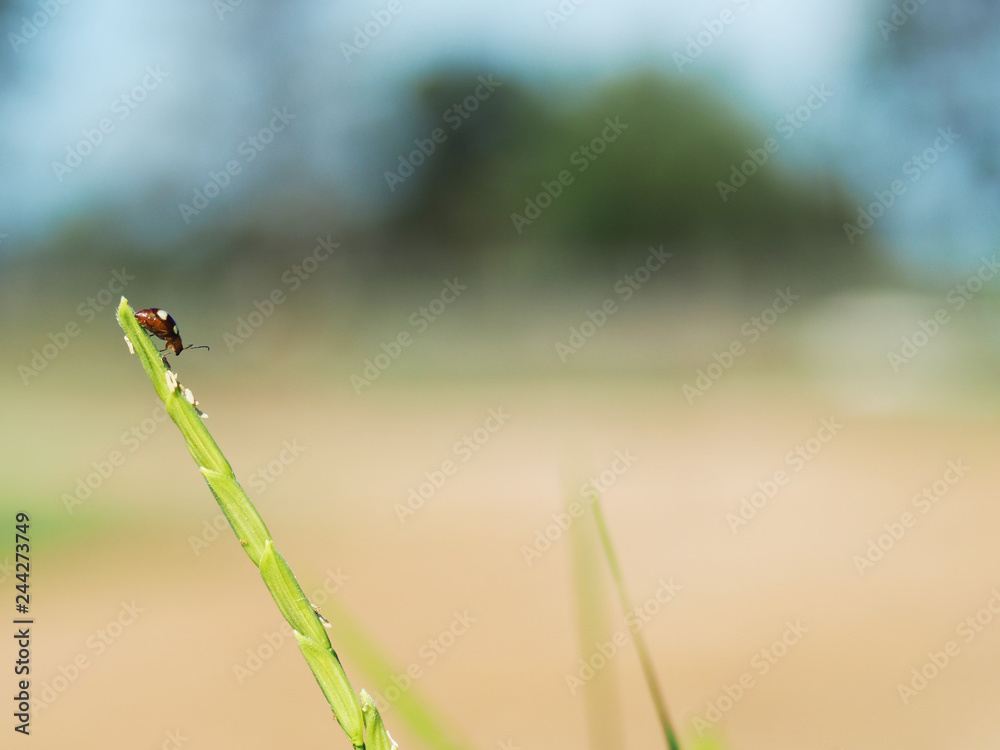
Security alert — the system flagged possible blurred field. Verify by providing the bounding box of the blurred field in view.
[4,284,1000,749]
[4,1,999,747]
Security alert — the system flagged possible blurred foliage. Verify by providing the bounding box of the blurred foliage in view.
[386,71,873,279]
[4,66,883,290]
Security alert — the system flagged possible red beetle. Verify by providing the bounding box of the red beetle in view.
[135,308,209,356]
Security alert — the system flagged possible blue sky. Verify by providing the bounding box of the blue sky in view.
[1,0,995,274]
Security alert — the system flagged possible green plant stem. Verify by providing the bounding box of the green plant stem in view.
[116,297,394,749]
[591,495,681,750]
[569,490,623,750]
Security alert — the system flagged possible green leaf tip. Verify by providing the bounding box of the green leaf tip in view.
[361,690,399,750]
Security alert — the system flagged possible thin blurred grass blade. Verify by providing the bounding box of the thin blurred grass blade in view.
[568,488,624,749]
[590,492,681,750]
[320,595,475,750]
[691,736,725,750]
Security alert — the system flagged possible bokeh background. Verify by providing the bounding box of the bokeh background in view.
[2,1,1000,748]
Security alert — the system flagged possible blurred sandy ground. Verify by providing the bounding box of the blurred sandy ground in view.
[4,285,1000,750]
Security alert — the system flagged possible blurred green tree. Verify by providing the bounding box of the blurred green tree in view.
[387,71,873,279]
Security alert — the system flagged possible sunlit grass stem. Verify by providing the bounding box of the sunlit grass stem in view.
[590,494,681,750]
[116,297,396,750]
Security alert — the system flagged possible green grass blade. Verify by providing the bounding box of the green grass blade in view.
[117,296,369,749]
[319,596,475,750]
[590,493,681,750]
[568,489,624,749]
[360,690,400,750]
